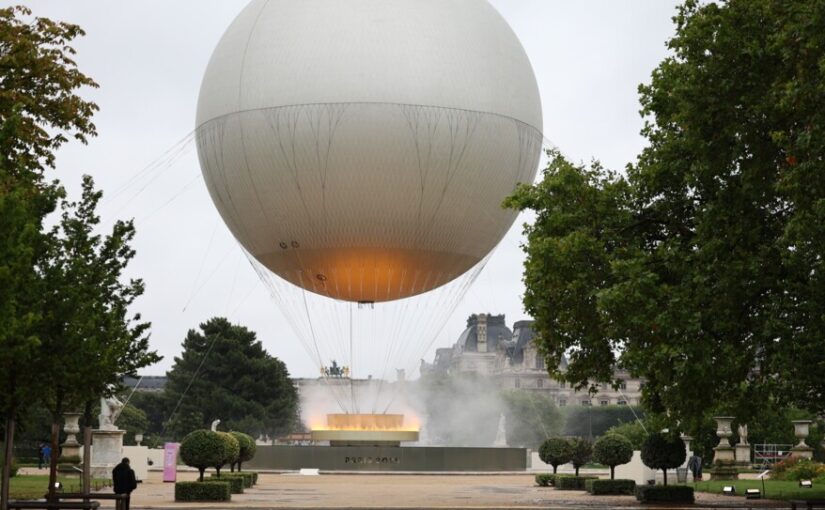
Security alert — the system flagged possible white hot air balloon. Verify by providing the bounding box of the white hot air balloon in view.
[196,0,543,410]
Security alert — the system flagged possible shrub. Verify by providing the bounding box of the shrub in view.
[585,478,636,495]
[569,437,593,476]
[180,430,227,481]
[539,437,573,474]
[640,432,685,485]
[174,481,231,502]
[635,485,694,503]
[229,431,256,471]
[209,473,244,493]
[238,472,254,488]
[605,421,647,450]
[535,473,554,487]
[248,471,259,485]
[593,433,634,479]
[555,475,598,490]
[215,431,240,477]
[0,454,19,478]
[773,457,825,481]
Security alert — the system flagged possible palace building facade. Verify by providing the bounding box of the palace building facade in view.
[420,313,644,407]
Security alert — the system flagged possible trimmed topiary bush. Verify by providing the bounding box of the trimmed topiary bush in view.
[229,431,256,472]
[535,473,554,487]
[214,431,240,477]
[180,429,227,481]
[640,432,685,486]
[585,478,636,495]
[175,481,231,502]
[209,473,244,493]
[248,471,259,485]
[555,475,598,490]
[238,472,254,488]
[539,437,573,474]
[593,433,634,479]
[635,485,694,503]
[569,437,593,476]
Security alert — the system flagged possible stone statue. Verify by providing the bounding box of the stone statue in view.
[737,424,748,445]
[211,419,221,432]
[99,395,124,431]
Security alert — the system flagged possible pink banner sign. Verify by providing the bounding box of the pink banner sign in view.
[163,442,180,482]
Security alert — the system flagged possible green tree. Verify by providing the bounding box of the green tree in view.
[569,437,593,477]
[214,431,239,478]
[179,430,225,482]
[0,6,98,508]
[117,405,149,446]
[604,421,648,451]
[641,432,685,485]
[36,176,159,496]
[505,0,825,434]
[229,431,256,472]
[164,318,297,440]
[593,433,634,479]
[538,437,573,474]
[501,390,563,448]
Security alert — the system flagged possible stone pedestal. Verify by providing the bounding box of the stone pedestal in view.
[61,413,83,460]
[90,429,125,479]
[711,416,738,480]
[790,420,814,459]
[680,435,693,468]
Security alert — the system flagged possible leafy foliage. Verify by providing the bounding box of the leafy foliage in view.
[586,478,636,495]
[214,431,239,477]
[555,475,598,490]
[604,421,647,451]
[569,437,593,476]
[179,430,226,481]
[539,437,573,474]
[506,0,825,432]
[641,432,685,485]
[593,433,634,479]
[635,485,694,503]
[534,473,555,487]
[501,390,563,448]
[562,406,644,438]
[174,481,231,502]
[164,318,297,440]
[772,457,825,482]
[229,431,256,471]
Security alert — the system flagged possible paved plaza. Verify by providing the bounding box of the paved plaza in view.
[58,470,783,510]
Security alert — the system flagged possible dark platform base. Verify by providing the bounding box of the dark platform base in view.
[246,445,527,472]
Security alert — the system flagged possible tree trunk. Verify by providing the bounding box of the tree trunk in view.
[610,465,615,480]
[47,419,60,501]
[82,400,93,503]
[199,468,204,482]
[238,461,242,472]
[662,468,667,486]
[230,463,234,473]
[1,415,16,510]
[552,465,557,474]
[575,466,580,476]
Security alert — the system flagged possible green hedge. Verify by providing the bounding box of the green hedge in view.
[175,481,231,502]
[555,475,599,490]
[248,471,259,485]
[635,485,694,503]
[585,478,636,495]
[209,474,244,493]
[238,472,254,487]
[535,473,555,487]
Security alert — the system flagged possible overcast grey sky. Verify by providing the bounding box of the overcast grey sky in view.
[20,0,680,378]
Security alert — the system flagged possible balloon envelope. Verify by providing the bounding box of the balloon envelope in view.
[196,0,543,302]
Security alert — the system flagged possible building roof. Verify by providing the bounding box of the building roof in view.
[456,314,512,353]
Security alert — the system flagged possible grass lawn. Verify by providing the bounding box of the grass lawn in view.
[3,475,110,500]
[692,479,825,501]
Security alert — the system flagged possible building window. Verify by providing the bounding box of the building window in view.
[537,378,543,388]
[559,381,566,389]
[618,380,627,390]
[515,377,520,388]
[600,399,609,406]
[617,400,627,405]
[581,399,591,406]
[535,355,545,370]
[559,399,567,407]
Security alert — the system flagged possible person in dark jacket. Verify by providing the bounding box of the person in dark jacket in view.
[112,458,138,510]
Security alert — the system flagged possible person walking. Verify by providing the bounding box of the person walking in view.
[42,444,52,467]
[687,454,703,481]
[112,458,138,510]
[37,443,45,469]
